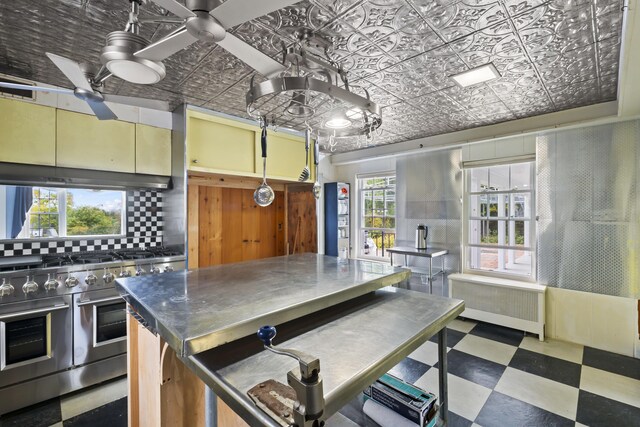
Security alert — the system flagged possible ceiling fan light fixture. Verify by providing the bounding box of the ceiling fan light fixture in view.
[101,31,166,85]
[106,59,165,84]
[451,63,500,88]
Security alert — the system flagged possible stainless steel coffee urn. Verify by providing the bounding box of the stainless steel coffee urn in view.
[415,224,428,249]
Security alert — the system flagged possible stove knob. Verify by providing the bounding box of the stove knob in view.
[44,274,59,291]
[163,265,174,273]
[135,267,145,276]
[22,277,39,295]
[103,271,115,284]
[85,273,98,286]
[119,270,132,278]
[150,265,161,274]
[65,276,79,288]
[0,279,15,297]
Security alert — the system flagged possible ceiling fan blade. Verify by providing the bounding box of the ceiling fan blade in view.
[103,94,170,111]
[210,0,298,29]
[216,33,286,78]
[134,26,198,61]
[0,82,74,95]
[86,99,118,120]
[45,52,93,92]
[147,0,196,19]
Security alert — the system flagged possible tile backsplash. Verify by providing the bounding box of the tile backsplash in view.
[0,190,163,256]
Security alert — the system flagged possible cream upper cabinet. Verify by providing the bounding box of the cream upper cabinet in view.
[187,111,256,175]
[186,109,310,181]
[258,130,310,181]
[56,110,136,173]
[136,124,172,176]
[0,98,56,166]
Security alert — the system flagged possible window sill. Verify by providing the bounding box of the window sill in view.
[452,273,546,292]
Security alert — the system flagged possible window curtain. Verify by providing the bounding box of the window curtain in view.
[6,186,33,238]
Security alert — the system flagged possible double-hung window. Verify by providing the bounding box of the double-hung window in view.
[358,174,395,259]
[464,162,535,278]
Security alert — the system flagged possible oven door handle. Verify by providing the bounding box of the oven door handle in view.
[76,296,124,307]
[0,303,70,320]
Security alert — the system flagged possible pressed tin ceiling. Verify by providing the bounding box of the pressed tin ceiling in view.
[0,0,623,152]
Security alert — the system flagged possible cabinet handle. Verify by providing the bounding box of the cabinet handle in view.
[192,159,198,164]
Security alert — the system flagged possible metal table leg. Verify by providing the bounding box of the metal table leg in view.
[438,328,448,424]
[442,255,446,296]
[205,386,218,427]
[429,257,433,294]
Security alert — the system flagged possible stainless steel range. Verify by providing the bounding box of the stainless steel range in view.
[0,248,185,415]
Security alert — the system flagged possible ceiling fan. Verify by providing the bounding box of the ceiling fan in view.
[0,52,170,120]
[132,0,296,78]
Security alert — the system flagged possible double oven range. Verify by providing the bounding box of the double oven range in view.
[0,248,185,415]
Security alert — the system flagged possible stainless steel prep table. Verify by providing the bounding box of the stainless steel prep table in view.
[387,246,449,294]
[117,254,464,426]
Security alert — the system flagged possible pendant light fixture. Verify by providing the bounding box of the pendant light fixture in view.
[285,91,315,118]
[325,110,351,129]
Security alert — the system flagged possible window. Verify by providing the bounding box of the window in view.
[1,186,126,240]
[464,162,535,278]
[359,175,395,259]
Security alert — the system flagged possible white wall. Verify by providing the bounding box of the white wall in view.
[325,127,639,359]
[546,287,639,357]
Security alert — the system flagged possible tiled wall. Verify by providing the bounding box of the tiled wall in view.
[0,190,163,256]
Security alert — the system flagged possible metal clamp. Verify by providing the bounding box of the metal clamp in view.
[257,326,325,427]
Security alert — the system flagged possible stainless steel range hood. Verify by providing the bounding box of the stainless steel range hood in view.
[0,162,171,190]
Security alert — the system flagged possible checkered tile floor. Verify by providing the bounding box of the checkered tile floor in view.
[338,318,640,427]
[2,311,639,426]
[0,377,127,427]
[3,319,638,427]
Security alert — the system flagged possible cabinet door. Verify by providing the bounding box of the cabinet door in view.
[0,98,56,165]
[187,111,255,174]
[56,110,135,173]
[136,124,171,176]
[259,131,307,181]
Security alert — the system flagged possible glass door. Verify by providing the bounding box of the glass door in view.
[5,316,48,365]
[95,302,126,344]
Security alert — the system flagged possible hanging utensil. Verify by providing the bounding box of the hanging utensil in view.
[298,127,311,182]
[312,135,321,200]
[254,122,275,207]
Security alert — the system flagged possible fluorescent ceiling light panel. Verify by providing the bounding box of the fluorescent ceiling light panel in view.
[451,63,501,87]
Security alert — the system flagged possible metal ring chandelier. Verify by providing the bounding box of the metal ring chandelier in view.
[245,32,382,138]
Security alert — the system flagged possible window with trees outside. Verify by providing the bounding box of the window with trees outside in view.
[465,162,535,278]
[8,187,125,239]
[359,175,395,259]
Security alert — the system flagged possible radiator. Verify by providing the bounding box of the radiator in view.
[448,274,546,341]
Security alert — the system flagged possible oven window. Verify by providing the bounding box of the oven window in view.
[6,317,47,365]
[96,303,126,343]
